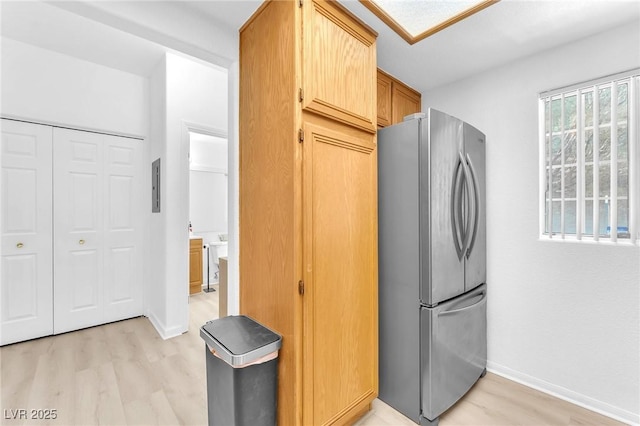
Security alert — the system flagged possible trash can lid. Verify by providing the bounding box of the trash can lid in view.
[200,315,282,367]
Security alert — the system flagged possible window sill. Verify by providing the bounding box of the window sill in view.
[538,235,638,247]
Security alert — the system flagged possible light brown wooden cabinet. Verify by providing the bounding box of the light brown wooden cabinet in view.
[240,1,378,425]
[377,70,393,127]
[189,238,202,295]
[377,68,422,128]
[301,1,377,133]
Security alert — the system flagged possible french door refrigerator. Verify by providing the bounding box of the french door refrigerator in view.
[378,108,487,425]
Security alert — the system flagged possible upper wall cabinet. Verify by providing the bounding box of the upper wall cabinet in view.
[377,69,422,128]
[302,0,377,133]
[392,81,421,124]
[377,70,393,127]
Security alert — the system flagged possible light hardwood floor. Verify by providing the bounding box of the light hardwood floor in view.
[1,289,622,426]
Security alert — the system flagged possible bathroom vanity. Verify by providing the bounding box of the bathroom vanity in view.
[189,237,203,294]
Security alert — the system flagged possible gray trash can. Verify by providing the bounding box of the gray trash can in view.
[200,315,282,426]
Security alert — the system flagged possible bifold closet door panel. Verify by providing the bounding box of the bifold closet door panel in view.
[102,134,143,322]
[0,119,53,345]
[53,128,105,333]
[53,128,142,334]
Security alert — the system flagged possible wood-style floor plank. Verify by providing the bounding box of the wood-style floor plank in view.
[75,363,127,426]
[354,373,624,426]
[122,389,181,426]
[1,287,624,426]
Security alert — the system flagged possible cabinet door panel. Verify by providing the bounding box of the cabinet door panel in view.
[302,119,378,425]
[392,83,421,124]
[189,239,203,295]
[302,0,376,133]
[108,247,135,302]
[68,249,101,310]
[0,120,53,345]
[377,70,392,127]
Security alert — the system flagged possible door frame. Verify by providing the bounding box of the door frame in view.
[180,120,228,310]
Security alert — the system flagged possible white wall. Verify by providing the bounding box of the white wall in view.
[51,1,238,69]
[0,37,148,137]
[2,3,243,336]
[190,134,228,170]
[166,52,227,332]
[43,0,243,317]
[228,60,240,316]
[1,36,155,336]
[146,55,167,336]
[423,22,640,422]
[147,52,228,337]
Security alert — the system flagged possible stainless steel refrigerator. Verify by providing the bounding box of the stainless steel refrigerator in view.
[378,108,487,425]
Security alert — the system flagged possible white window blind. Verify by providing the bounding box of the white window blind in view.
[539,70,639,244]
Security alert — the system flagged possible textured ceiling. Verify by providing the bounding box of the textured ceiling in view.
[368,0,490,36]
[341,0,640,92]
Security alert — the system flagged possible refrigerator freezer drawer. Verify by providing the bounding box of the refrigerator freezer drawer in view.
[420,284,487,422]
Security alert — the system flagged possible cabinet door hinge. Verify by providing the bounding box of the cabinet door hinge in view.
[298,280,304,295]
[298,88,304,102]
[298,128,304,143]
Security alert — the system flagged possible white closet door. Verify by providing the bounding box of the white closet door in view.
[103,134,142,321]
[53,128,142,334]
[1,119,53,345]
[53,128,105,333]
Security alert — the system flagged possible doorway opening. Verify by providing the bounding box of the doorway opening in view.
[187,127,229,307]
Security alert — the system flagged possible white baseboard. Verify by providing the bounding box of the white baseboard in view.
[145,311,186,340]
[487,361,639,425]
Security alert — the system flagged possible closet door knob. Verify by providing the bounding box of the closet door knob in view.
[79,239,85,245]
[16,242,24,248]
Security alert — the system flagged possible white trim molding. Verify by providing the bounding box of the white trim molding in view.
[487,361,640,425]
[145,312,187,341]
[0,114,146,141]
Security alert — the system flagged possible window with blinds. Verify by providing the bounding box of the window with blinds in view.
[540,70,638,243]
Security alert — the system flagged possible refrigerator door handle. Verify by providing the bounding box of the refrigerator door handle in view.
[450,156,465,260]
[458,152,473,257]
[465,153,480,258]
[437,288,487,317]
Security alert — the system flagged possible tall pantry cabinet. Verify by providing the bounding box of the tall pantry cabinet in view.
[239,1,378,425]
